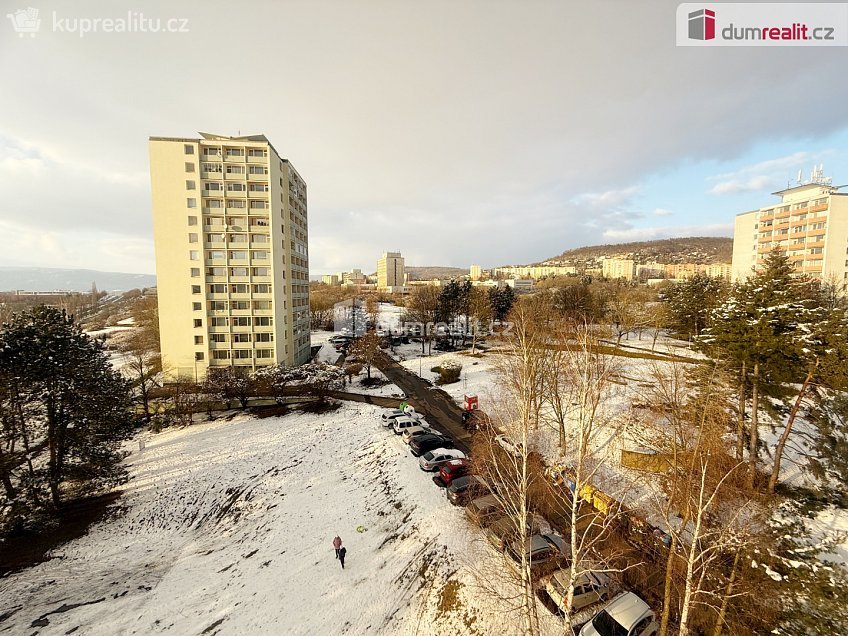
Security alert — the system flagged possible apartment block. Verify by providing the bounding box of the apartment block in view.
[493,265,576,279]
[602,258,636,281]
[149,132,311,380]
[469,264,482,281]
[377,251,404,289]
[731,180,848,286]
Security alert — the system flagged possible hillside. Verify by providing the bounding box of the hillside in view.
[405,266,468,280]
[0,267,156,293]
[544,237,733,265]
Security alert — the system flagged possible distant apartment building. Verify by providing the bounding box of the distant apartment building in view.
[732,177,848,285]
[340,269,367,286]
[602,258,636,281]
[493,265,576,279]
[469,264,482,281]
[322,274,340,285]
[377,251,405,289]
[149,133,311,381]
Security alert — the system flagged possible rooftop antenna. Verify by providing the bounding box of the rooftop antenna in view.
[797,169,803,185]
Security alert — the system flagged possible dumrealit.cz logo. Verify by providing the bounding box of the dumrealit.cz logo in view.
[6,7,189,38]
[677,3,848,46]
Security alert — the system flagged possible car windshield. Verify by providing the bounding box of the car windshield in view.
[422,451,434,461]
[591,610,627,636]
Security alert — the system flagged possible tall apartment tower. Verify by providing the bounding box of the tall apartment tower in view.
[731,176,848,286]
[149,133,311,380]
[377,251,404,289]
[469,264,482,281]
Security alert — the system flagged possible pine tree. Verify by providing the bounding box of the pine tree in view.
[489,285,516,322]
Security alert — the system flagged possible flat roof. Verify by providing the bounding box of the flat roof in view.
[149,132,296,174]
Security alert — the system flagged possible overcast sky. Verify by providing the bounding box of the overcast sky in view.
[2,0,847,276]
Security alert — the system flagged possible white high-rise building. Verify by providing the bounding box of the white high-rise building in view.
[377,251,405,289]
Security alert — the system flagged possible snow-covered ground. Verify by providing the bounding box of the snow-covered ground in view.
[0,403,564,635]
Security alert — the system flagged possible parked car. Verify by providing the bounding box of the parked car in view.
[434,459,472,487]
[495,434,525,457]
[484,513,552,552]
[505,533,570,575]
[410,434,454,457]
[447,475,491,506]
[419,449,466,471]
[380,409,405,422]
[394,416,425,435]
[401,425,435,444]
[578,592,658,636]
[466,493,504,527]
[382,410,420,428]
[545,569,611,615]
[329,335,350,345]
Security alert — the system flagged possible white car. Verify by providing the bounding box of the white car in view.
[393,416,425,435]
[402,425,437,444]
[495,434,525,457]
[579,592,658,636]
[380,409,405,424]
[418,448,466,471]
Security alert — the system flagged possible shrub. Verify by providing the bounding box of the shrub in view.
[434,359,462,385]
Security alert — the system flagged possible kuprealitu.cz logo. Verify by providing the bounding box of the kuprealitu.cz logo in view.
[6,6,190,38]
[677,3,848,46]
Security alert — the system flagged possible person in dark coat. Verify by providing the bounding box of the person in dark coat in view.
[338,546,347,569]
[333,535,342,559]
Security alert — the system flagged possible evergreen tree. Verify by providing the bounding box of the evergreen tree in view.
[489,285,516,322]
[661,273,729,339]
[0,306,131,509]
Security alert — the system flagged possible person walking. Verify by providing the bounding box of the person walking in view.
[338,546,346,570]
[333,535,342,559]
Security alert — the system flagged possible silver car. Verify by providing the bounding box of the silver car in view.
[546,568,611,614]
[418,448,466,471]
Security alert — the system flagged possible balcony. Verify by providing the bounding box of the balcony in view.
[248,190,269,199]
[224,172,246,180]
[246,154,268,164]
[224,190,247,198]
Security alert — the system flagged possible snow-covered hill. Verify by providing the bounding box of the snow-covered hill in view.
[0,404,560,635]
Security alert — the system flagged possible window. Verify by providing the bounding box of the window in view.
[231,301,250,310]
[188,233,198,243]
[233,333,251,343]
[187,198,197,208]
[211,334,227,343]
[230,267,249,277]
[195,352,205,361]
[249,165,267,174]
[230,251,248,260]
[207,266,226,276]
[194,335,204,345]
[193,319,203,328]
[810,247,823,255]
[186,180,196,190]
[203,163,222,172]
[248,148,267,157]
[249,183,269,192]
[256,349,273,359]
[205,182,223,191]
[192,302,201,310]
[210,317,228,327]
[209,284,226,293]
[249,200,268,209]
[191,285,201,294]
[252,267,270,276]
[184,144,194,155]
[208,250,225,259]
[255,333,273,342]
[188,215,198,226]
[252,218,269,227]
[206,233,225,243]
[230,284,249,293]
[232,317,251,327]
[227,183,246,192]
[253,284,272,293]
[209,301,226,310]
[229,234,248,243]
[226,148,244,157]
[227,200,246,208]
[203,147,222,157]
[212,350,230,360]
[253,300,271,310]
[233,349,252,359]
[189,250,200,260]
[190,268,200,277]
[251,234,268,243]
[254,317,272,326]
[252,251,269,260]
[185,162,195,172]
[206,199,223,208]
[226,165,245,174]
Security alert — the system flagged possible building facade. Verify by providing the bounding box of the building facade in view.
[377,251,405,288]
[469,264,482,281]
[731,181,848,286]
[602,258,636,281]
[149,132,311,380]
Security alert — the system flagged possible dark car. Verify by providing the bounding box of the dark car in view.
[446,475,492,506]
[409,434,454,457]
[433,458,471,487]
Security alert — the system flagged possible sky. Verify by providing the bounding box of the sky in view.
[2,0,848,276]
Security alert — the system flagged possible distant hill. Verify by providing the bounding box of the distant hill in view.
[405,266,469,281]
[0,267,156,293]
[544,237,733,265]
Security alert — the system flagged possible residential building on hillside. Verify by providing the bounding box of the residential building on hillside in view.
[732,175,848,285]
[493,265,576,279]
[469,264,482,281]
[602,258,636,281]
[149,132,311,380]
[321,274,340,285]
[377,251,405,289]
